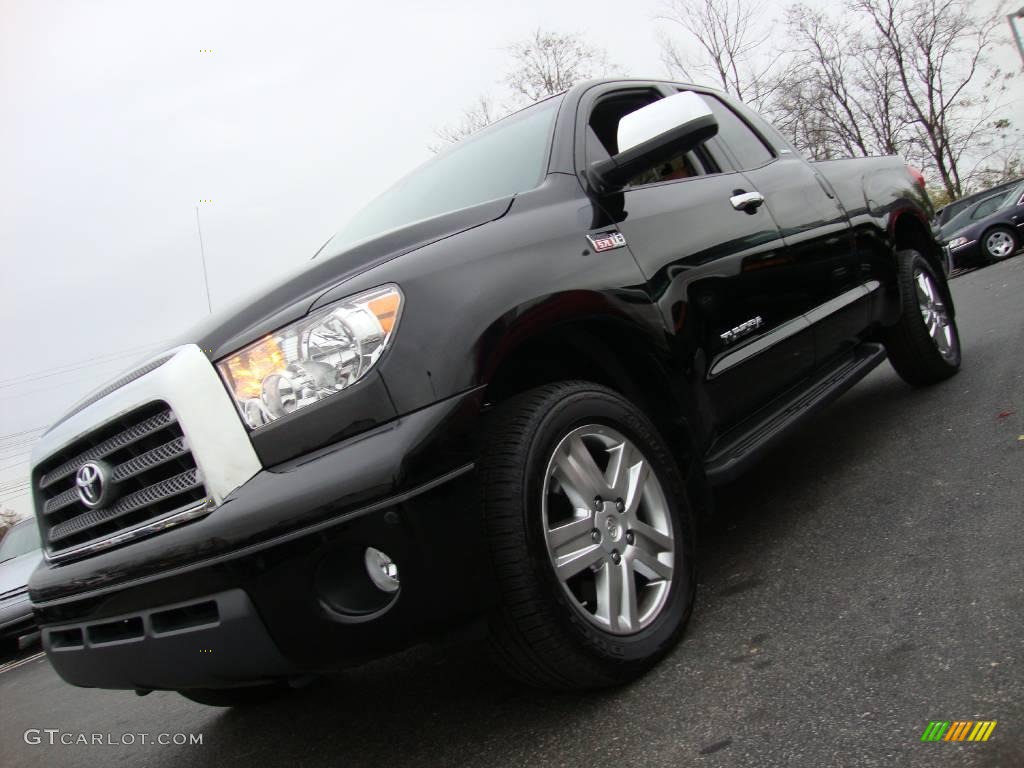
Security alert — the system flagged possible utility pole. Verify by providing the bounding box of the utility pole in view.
[195,206,213,314]
[1010,7,1024,69]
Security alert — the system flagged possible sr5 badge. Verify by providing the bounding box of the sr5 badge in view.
[587,231,627,253]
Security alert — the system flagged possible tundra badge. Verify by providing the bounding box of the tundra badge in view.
[720,316,764,344]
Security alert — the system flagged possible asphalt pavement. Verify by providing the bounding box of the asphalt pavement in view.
[2,258,1022,768]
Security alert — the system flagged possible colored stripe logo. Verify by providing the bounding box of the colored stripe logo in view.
[921,721,997,742]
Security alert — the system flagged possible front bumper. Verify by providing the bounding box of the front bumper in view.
[31,387,488,690]
[948,240,981,268]
[44,589,299,689]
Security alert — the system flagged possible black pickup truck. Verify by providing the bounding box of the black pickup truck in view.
[29,79,959,706]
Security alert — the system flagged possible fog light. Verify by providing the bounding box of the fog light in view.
[364,547,400,593]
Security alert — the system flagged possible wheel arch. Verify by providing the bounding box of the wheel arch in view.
[891,211,955,316]
[480,315,710,512]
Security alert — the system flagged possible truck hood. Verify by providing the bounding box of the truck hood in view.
[178,196,513,360]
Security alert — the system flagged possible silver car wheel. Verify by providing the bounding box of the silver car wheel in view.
[542,424,674,636]
[915,268,955,360]
[985,230,1015,259]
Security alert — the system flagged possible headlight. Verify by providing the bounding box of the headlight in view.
[947,237,970,249]
[217,285,402,429]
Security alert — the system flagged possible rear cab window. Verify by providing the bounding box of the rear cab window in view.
[693,93,776,170]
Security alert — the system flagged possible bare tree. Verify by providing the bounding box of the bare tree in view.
[853,0,1013,199]
[505,29,615,104]
[769,77,843,160]
[768,0,1018,198]
[429,95,500,151]
[658,0,782,109]
[967,125,1024,191]
[432,29,615,151]
[773,5,913,160]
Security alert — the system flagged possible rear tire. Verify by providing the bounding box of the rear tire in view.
[479,381,696,691]
[882,249,961,386]
[178,683,288,707]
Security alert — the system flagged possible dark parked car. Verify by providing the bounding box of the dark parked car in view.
[941,181,1024,267]
[28,80,960,706]
[934,176,1023,229]
[0,519,43,654]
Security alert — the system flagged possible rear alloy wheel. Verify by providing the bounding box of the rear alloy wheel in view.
[915,267,956,361]
[883,249,961,386]
[982,226,1018,262]
[480,381,695,691]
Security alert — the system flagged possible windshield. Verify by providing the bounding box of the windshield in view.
[322,96,562,254]
[0,520,41,562]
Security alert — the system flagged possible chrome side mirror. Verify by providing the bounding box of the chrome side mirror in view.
[588,92,718,193]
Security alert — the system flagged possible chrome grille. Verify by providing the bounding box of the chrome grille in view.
[39,410,175,489]
[111,437,189,483]
[34,402,208,559]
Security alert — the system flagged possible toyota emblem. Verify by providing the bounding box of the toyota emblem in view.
[75,461,112,509]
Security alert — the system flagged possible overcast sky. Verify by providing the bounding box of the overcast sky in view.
[1,0,1020,518]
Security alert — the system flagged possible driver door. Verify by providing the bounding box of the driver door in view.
[577,83,814,431]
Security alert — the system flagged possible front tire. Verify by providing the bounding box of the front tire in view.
[882,249,961,386]
[480,381,696,691]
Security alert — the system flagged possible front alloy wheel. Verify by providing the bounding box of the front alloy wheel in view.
[543,425,675,635]
[480,381,695,691]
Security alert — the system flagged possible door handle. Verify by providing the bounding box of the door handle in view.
[730,191,765,213]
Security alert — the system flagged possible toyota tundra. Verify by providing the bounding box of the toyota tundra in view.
[28,80,960,706]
